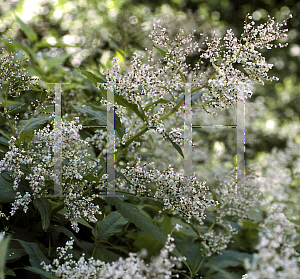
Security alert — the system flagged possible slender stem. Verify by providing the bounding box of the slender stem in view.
[92,222,98,258]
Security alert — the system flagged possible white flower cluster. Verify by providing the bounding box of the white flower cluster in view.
[0,116,104,232]
[214,168,261,233]
[201,230,233,257]
[41,224,186,278]
[198,13,293,112]
[119,158,218,225]
[244,203,300,279]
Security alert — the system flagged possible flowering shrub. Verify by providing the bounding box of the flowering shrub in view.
[41,224,186,279]
[0,11,297,279]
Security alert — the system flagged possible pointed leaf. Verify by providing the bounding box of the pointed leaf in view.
[93,211,128,241]
[164,132,184,158]
[0,172,16,203]
[72,105,107,125]
[80,70,106,85]
[17,117,50,134]
[15,240,50,268]
[154,45,167,57]
[99,87,145,122]
[33,199,52,231]
[105,197,185,261]
[15,14,37,42]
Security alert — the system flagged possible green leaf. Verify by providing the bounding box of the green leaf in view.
[0,234,11,279]
[213,250,252,269]
[0,172,16,203]
[15,14,37,42]
[154,45,167,57]
[93,211,128,241]
[15,239,50,268]
[72,105,107,125]
[144,98,171,111]
[99,87,145,122]
[17,117,50,134]
[164,132,184,158]
[105,197,185,261]
[19,130,34,145]
[133,234,163,258]
[0,129,12,140]
[33,199,52,232]
[161,215,172,235]
[0,137,9,146]
[114,113,125,140]
[24,266,58,279]
[80,70,106,85]
[105,197,166,242]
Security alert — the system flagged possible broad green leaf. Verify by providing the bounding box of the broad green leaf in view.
[0,234,11,279]
[77,218,93,230]
[24,266,58,279]
[0,172,16,203]
[164,132,184,158]
[17,117,51,134]
[15,239,50,268]
[72,105,107,125]
[15,14,37,42]
[105,197,185,261]
[105,197,166,243]
[144,98,171,111]
[33,199,52,231]
[92,211,128,241]
[161,215,172,235]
